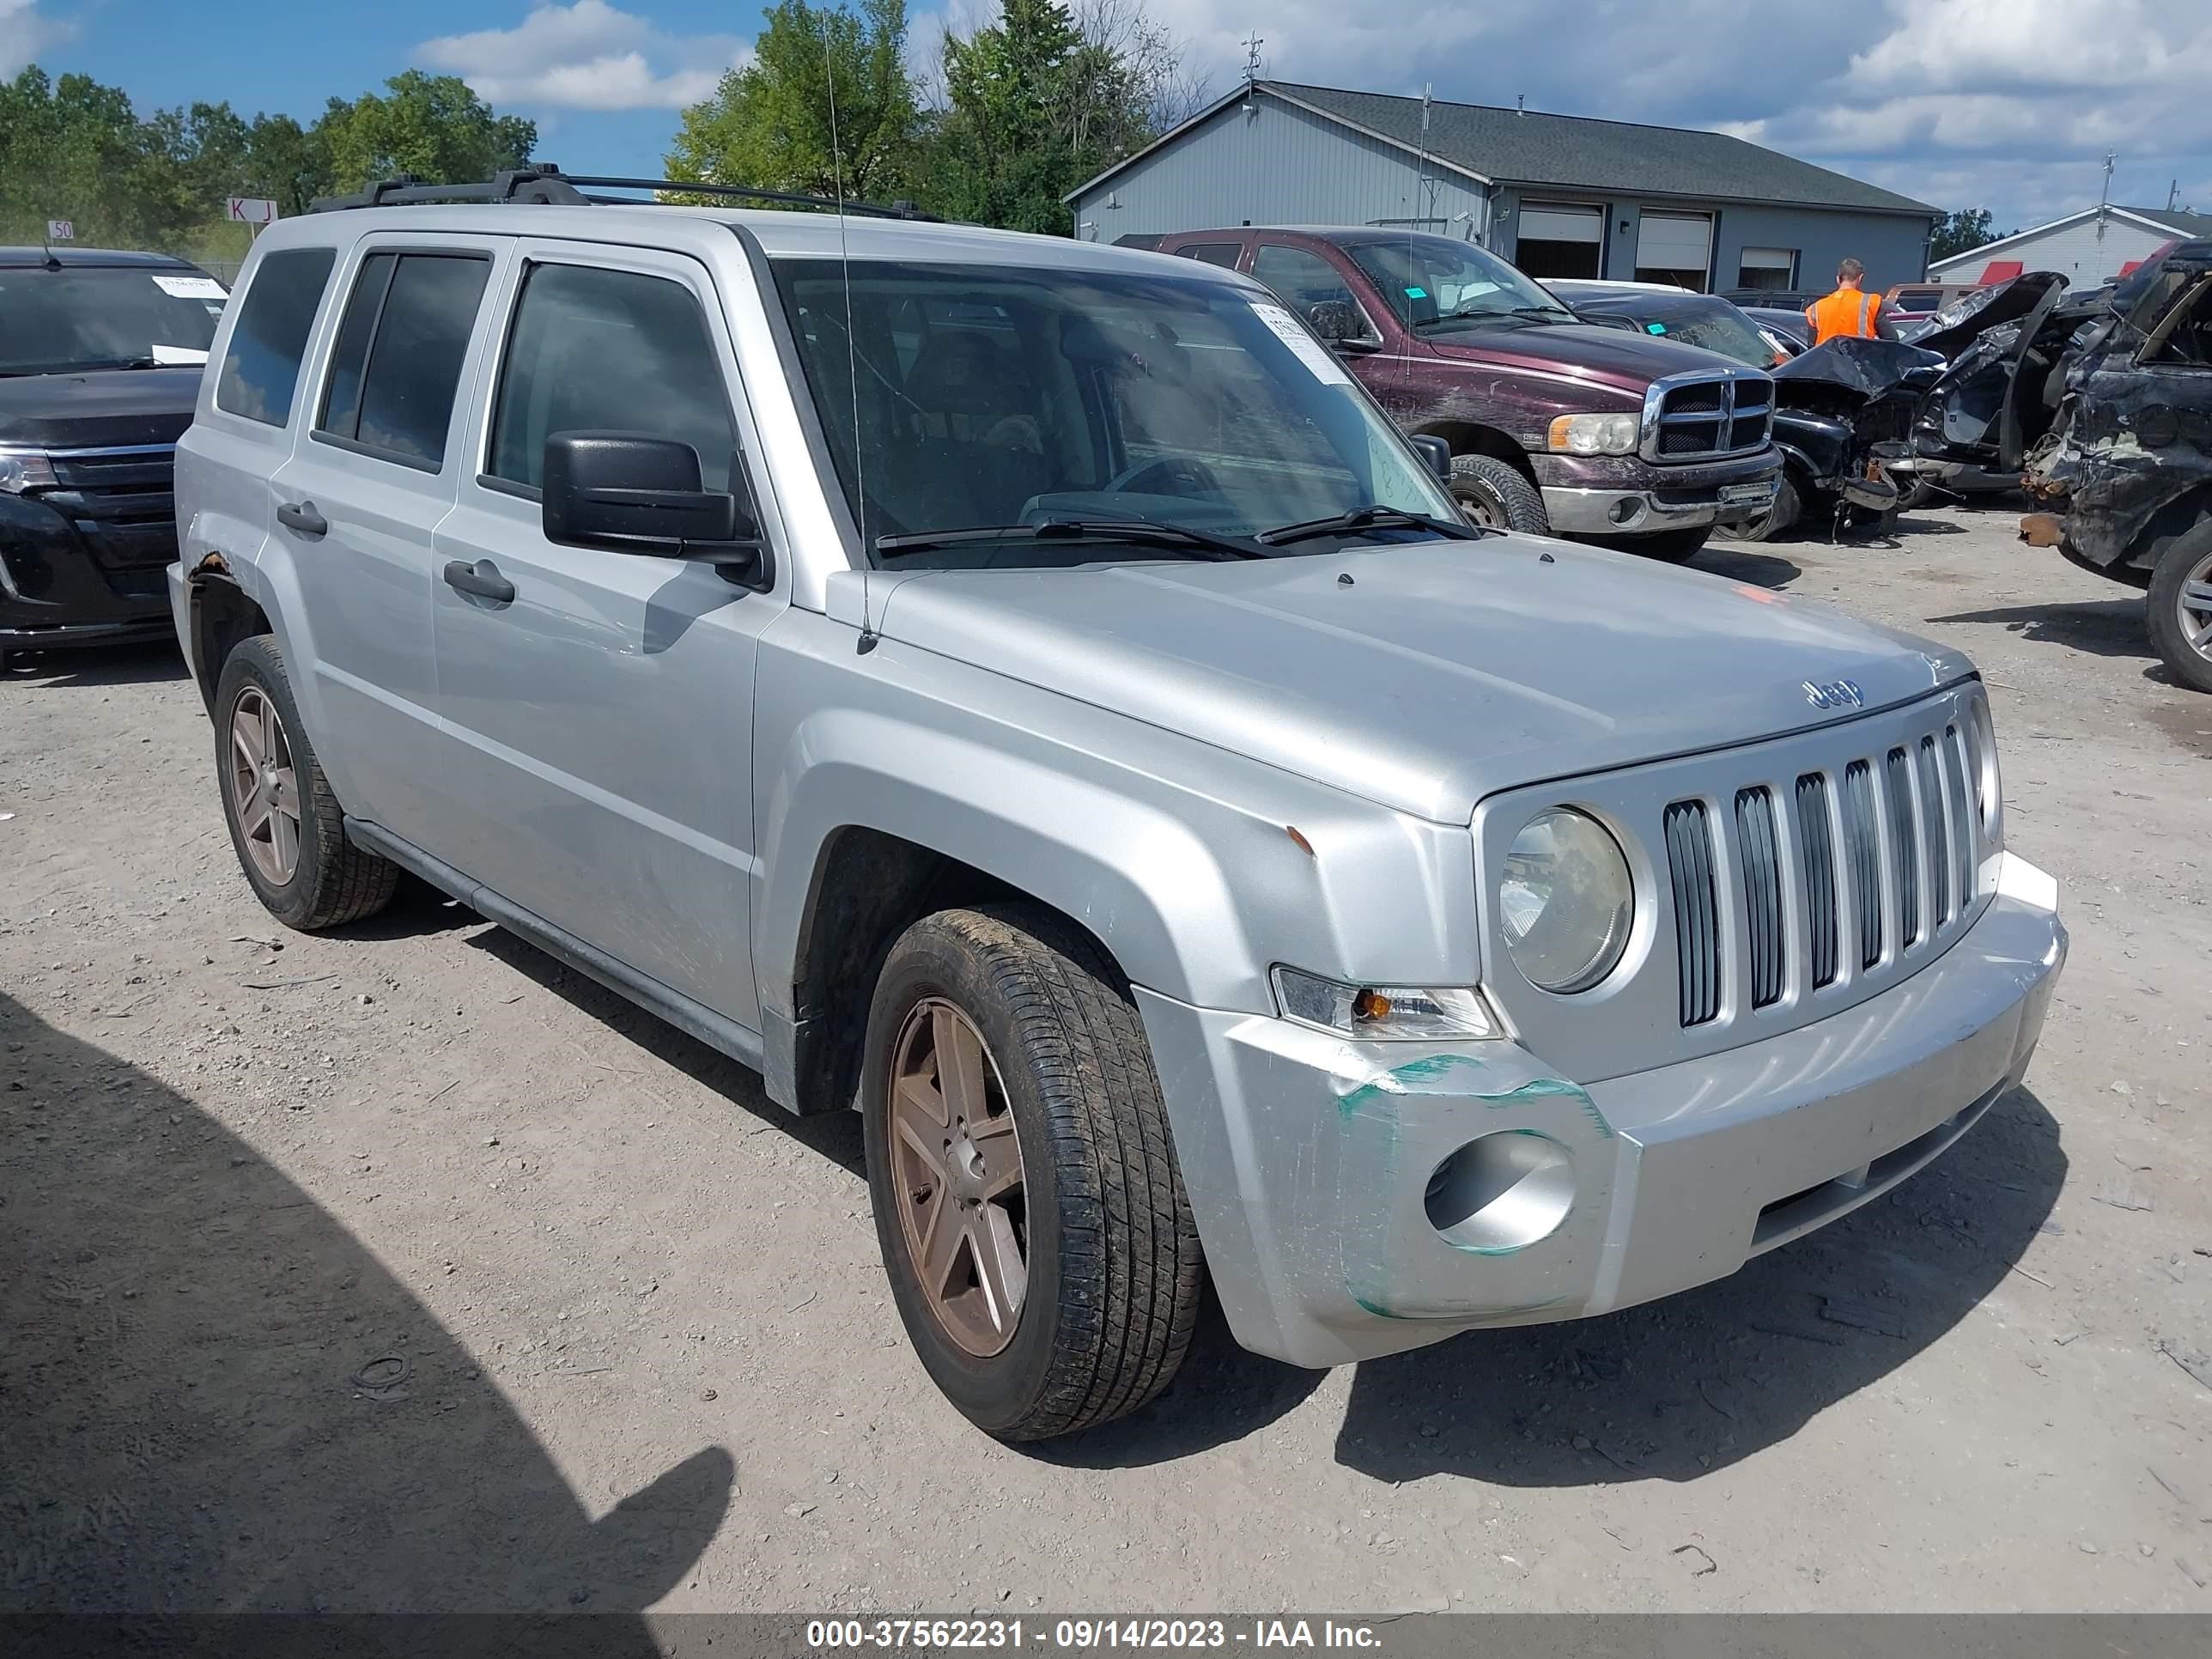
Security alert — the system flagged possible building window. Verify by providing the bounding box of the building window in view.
[1635,210,1713,291]
[1514,202,1604,280]
[1737,246,1799,292]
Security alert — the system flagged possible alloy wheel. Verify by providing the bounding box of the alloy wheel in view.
[887,997,1029,1357]
[2179,550,2212,665]
[228,685,301,885]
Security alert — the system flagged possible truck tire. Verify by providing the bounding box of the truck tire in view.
[861,902,1204,1441]
[213,635,400,931]
[1449,453,1549,534]
[2146,524,2212,695]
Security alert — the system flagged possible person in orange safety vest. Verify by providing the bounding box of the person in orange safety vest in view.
[1807,258,1883,344]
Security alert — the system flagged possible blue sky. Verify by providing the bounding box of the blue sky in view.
[9,1,2211,233]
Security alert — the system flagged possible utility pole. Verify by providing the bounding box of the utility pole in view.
[2096,150,2116,248]
[2171,178,2183,212]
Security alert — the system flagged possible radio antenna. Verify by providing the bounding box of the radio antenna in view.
[820,16,875,653]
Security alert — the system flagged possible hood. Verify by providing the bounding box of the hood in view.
[1773,337,1945,404]
[870,540,1972,823]
[0,365,201,449]
[1897,271,2066,361]
[1422,320,1742,390]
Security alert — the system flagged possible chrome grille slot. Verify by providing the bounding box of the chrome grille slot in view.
[1735,787,1785,1008]
[1664,800,1721,1027]
[1796,774,1839,988]
[1918,737,1949,924]
[1945,724,1976,917]
[1886,747,1920,948]
[1843,759,1881,969]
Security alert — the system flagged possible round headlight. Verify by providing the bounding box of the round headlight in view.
[1499,808,1634,994]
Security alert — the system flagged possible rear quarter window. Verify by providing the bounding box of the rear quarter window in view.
[216,247,338,427]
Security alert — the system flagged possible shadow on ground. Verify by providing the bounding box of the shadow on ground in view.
[1929,597,2149,661]
[1693,546,1802,588]
[0,992,732,1622]
[3,641,189,688]
[1330,1085,2064,1487]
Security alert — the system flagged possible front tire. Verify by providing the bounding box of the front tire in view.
[2146,523,2212,695]
[1719,473,1802,544]
[1449,453,1550,534]
[861,904,1203,1441]
[213,635,399,930]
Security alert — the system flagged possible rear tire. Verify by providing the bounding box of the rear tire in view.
[2146,523,2212,695]
[213,635,399,931]
[861,903,1204,1441]
[1449,453,1549,534]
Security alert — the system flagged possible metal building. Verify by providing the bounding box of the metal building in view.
[1069,82,1936,295]
[1929,204,2212,289]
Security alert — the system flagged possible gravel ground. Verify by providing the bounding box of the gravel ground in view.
[3,498,2209,1617]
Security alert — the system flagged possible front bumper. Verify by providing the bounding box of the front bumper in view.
[0,490,174,652]
[1535,447,1782,537]
[1136,852,2065,1369]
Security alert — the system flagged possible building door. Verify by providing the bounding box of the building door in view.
[1513,204,1604,279]
[1636,211,1714,290]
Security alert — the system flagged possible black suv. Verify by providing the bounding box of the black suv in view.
[1,246,226,667]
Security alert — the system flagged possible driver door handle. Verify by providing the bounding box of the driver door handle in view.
[276,500,326,538]
[443,558,516,605]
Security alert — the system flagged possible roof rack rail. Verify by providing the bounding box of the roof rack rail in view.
[308,163,935,221]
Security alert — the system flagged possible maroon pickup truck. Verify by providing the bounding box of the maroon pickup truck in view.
[1150,227,1782,562]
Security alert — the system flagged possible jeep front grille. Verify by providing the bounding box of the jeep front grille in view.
[1642,370,1773,464]
[1666,714,1984,1030]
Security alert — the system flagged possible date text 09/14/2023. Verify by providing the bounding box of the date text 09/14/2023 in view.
[804,1619,1384,1650]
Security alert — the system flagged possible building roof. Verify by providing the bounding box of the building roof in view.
[1928,204,2212,275]
[1068,82,1937,216]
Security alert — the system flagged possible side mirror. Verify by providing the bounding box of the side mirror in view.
[542,432,759,569]
[1304,300,1378,353]
[1409,433,1453,485]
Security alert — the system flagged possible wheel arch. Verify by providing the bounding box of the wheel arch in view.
[185,556,272,714]
[1416,419,1540,483]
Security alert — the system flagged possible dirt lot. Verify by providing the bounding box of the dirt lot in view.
[3,498,2209,1617]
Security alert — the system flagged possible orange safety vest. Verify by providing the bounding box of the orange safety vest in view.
[1808,287,1881,344]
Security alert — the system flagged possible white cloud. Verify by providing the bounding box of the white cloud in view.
[416,2,745,112]
[1,0,74,77]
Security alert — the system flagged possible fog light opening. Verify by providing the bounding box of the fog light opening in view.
[1424,1131,1575,1254]
[1607,497,1644,528]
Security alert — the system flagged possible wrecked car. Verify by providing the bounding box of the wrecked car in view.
[1553,282,1940,542]
[2021,240,2212,692]
[1150,228,1781,562]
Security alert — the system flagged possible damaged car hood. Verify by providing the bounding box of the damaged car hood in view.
[869,539,1973,823]
[1773,337,1945,404]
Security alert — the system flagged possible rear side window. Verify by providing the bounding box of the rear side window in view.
[1177,243,1243,269]
[487,262,738,494]
[216,247,337,426]
[316,252,490,470]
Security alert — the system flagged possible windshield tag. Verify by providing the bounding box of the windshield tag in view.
[152,274,228,300]
[1645,321,1668,334]
[1249,301,1353,386]
[149,343,210,366]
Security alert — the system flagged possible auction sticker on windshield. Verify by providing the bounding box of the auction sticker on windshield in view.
[152,275,228,301]
[1249,301,1354,386]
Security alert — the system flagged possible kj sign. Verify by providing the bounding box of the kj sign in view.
[227,197,278,226]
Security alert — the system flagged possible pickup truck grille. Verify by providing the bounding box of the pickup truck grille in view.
[1643,370,1772,464]
[44,443,181,575]
[1669,715,1984,1030]
[1474,683,1998,1085]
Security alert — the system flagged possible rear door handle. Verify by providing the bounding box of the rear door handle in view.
[276,500,327,537]
[443,558,516,605]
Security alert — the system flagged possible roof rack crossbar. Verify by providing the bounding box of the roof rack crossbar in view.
[308,164,933,221]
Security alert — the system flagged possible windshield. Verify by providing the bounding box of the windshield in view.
[1632,301,1779,368]
[1339,234,1577,331]
[771,258,1456,567]
[0,264,225,375]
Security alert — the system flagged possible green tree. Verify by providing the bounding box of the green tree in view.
[1929,207,2012,264]
[318,71,535,194]
[665,1,921,204]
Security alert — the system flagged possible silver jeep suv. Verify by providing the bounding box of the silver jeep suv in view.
[171,173,2066,1441]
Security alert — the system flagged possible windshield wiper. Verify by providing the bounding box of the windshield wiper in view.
[876,518,1271,562]
[1257,505,1490,547]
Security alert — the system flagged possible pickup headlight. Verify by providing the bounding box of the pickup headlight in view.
[1547,413,1639,456]
[1272,967,1500,1041]
[0,447,58,495]
[1499,808,1634,994]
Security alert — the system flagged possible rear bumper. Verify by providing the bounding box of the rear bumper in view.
[1138,852,2064,1369]
[1536,448,1782,536]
